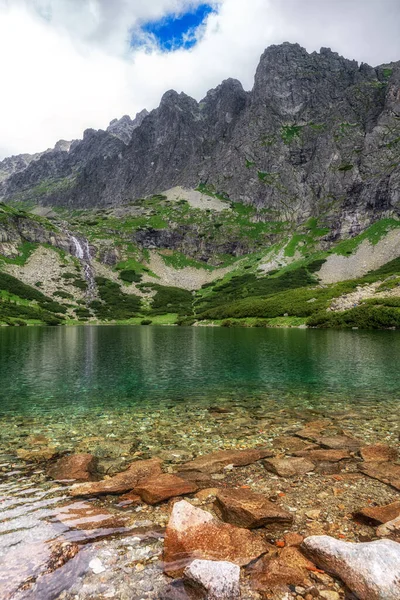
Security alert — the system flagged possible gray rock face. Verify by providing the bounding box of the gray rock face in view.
[1,43,399,237]
[303,535,400,600]
[107,109,149,144]
[183,560,240,600]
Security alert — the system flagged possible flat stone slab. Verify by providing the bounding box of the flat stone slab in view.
[303,536,400,600]
[214,487,293,528]
[359,461,400,491]
[355,501,400,524]
[70,458,163,496]
[47,453,97,482]
[263,457,315,477]
[184,560,240,600]
[316,435,361,451]
[272,435,319,453]
[249,546,315,591]
[163,500,269,576]
[293,449,352,462]
[180,447,274,474]
[54,501,129,530]
[134,474,198,504]
[360,444,398,463]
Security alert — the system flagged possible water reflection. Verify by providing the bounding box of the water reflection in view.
[0,326,400,416]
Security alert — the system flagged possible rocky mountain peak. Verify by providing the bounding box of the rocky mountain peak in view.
[0,42,398,234]
[107,110,149,144]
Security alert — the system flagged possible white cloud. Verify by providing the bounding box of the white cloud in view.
[0,0,399,158]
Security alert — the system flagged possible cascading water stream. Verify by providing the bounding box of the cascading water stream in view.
[68,233,96,300]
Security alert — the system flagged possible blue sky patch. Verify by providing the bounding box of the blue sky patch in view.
[137,4,215,51]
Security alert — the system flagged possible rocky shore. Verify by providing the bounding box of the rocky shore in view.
[1,416,400,600]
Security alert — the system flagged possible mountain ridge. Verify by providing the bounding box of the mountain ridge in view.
[1,42,398,241]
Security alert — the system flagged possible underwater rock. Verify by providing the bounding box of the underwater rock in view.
[263,457,315,477]
[293,449,352,462]
[248,546,315,591]
[134,474,198,504]
[316,435,361,451]
[360,444,398,463]
[163,500,269,576]
[214,487,293,528]
[70,458,163,496]
[180,447,274,474]
[47,453,98,482]
[54,501,129,530]
[359,461,400,490]
[355,500,400,524]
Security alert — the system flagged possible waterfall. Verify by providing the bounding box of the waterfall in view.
[70,236,85,260]
[68,232,96,300]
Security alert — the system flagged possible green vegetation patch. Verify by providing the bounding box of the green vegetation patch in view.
[140,283,193,316]
[281,125,304,144]
[195,266,318,315]
[161,251,214,271]
[307,305,400,329]
[91,277,142,321]
[119,269,143,283]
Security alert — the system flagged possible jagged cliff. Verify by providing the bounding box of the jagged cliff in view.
[1,43,398,239]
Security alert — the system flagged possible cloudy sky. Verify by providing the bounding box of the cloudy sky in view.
[0,0,399,159]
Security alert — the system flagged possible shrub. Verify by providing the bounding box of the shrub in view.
[92,277,142,320]
[307,305,400,329]
[147,284,193,316]
[119,269,142,283]
[141,319,152,325]
[72,279,88,290]
[54,290,73,299]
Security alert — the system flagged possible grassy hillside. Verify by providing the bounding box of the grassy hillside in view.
[0,196,400,329]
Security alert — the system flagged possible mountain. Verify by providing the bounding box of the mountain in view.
[0,43,399,330]
[1,43,399,240]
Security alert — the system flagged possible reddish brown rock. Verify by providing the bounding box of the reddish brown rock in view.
[55,501,129,530]
[314,461,343,475]
[293,449,351,462]
[177,470,220,489]
[214,488,293,529]
[163,500,269,576]
[355,501,400,525]
[119,491,142,503]
[134,474,198,504]
[70,458,162,497]
[263,457,315,477]
[360,444,398,463]
[359,462,400,491]
[47,453,97,482]
[284,532,304,547]
[16,447,58,462]
[249,546,315,590]
[180,447,274,474]
[272,436,318,453]
[195,488,220,501]
[316,435,361,451]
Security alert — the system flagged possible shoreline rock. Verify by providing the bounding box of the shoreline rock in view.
[163,500,269,576]
[302,535,400,600]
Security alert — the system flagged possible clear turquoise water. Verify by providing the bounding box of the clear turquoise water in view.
[0,326,399,457]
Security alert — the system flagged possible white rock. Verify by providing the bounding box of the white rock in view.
[184,559,240,600]
[89,557,106,574]
[303,535,400,600]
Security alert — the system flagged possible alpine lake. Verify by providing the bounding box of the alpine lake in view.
[0,325,399,599]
